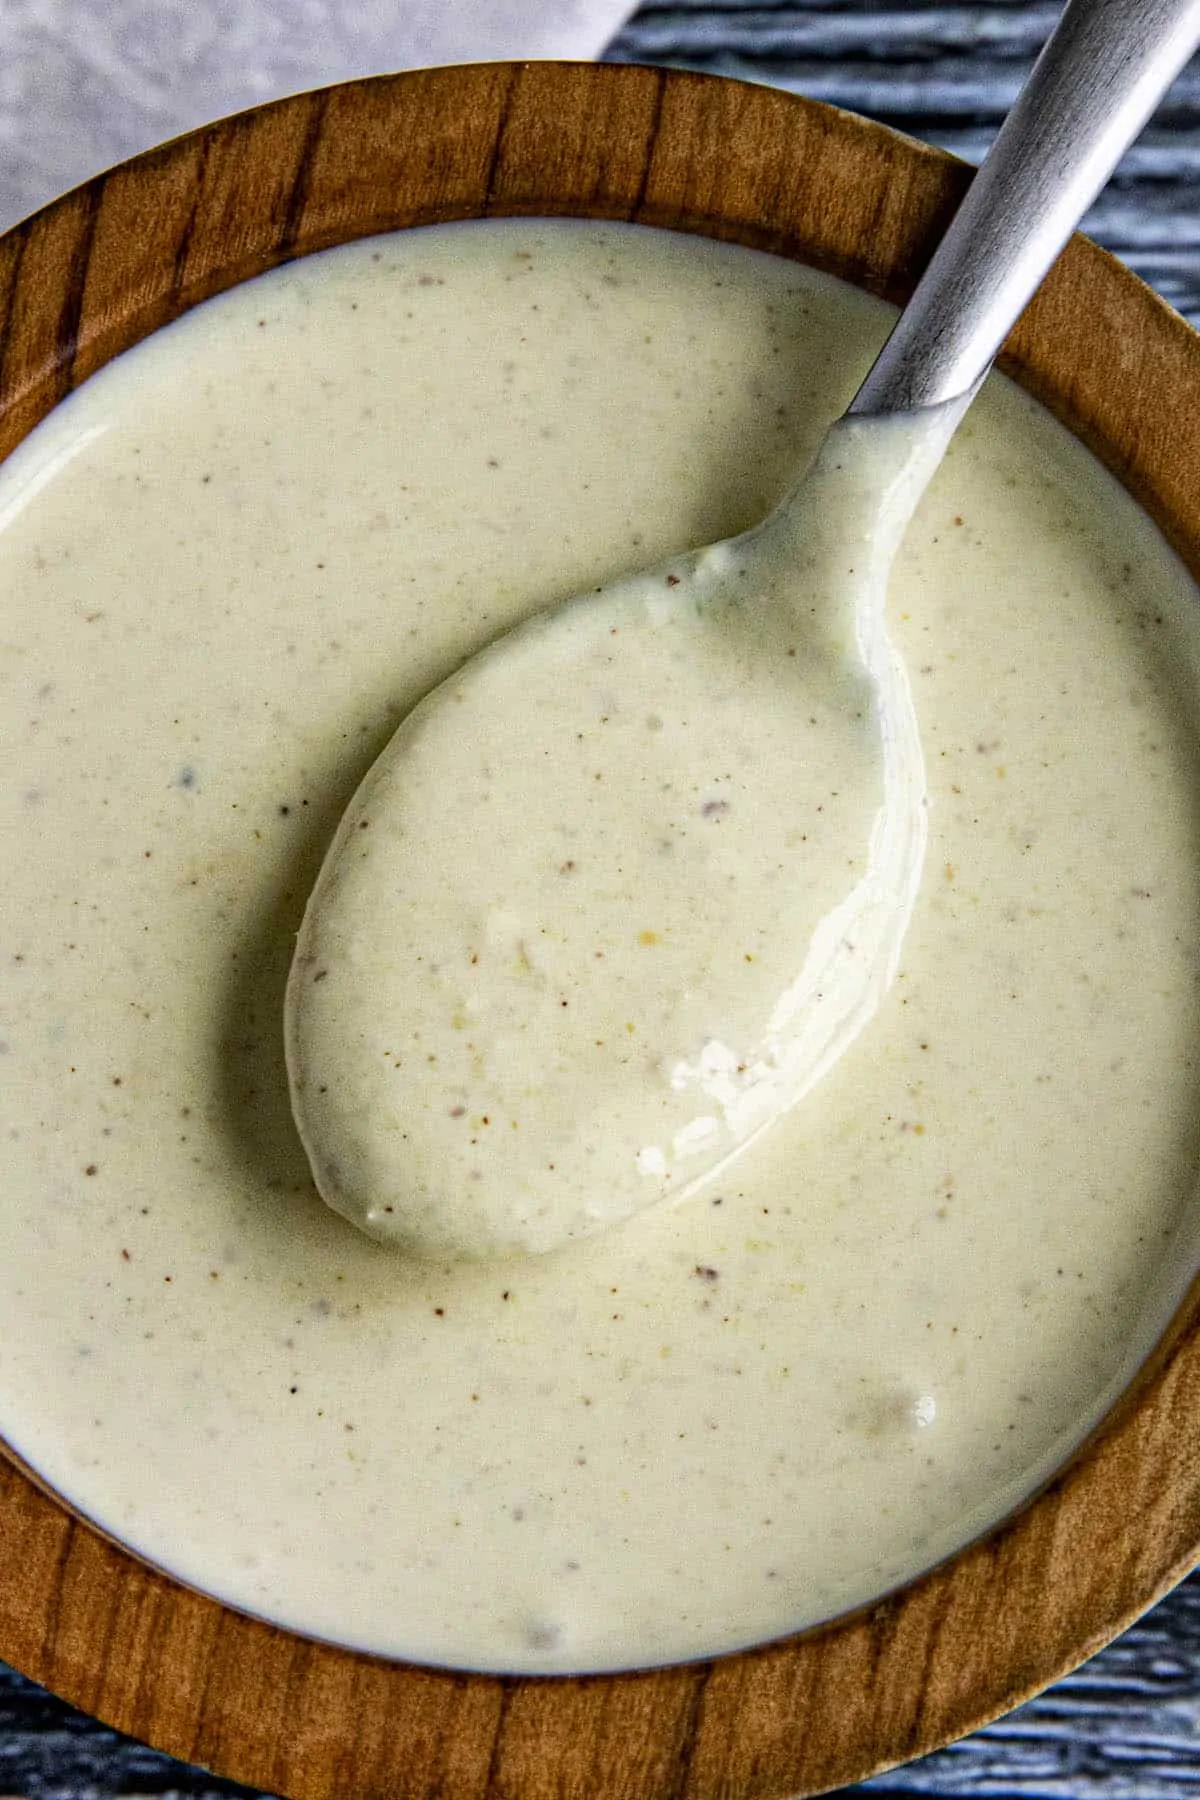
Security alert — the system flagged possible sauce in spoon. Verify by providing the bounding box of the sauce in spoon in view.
[286,411,953,1255]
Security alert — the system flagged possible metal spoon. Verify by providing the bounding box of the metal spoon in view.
[286,0,1200,1260]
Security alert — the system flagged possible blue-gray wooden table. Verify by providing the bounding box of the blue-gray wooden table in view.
[5,3,1200,1795]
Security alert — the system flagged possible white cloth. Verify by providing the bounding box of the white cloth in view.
[0,0,639,232]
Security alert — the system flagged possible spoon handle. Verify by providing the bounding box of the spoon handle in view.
[849,0,1200,415]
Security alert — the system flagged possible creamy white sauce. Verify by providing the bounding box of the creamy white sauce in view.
[2,221,1200,1674]
[287,407,957,1258]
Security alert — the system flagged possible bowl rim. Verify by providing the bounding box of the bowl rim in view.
[1,56,1199,1800]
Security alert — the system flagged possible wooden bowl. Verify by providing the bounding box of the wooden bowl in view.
[2,60,1199,1800]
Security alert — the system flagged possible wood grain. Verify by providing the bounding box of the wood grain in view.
[1,58,1199,1800]
[608,1,1200,325]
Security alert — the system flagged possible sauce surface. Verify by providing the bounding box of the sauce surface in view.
[2,221,1200,1673]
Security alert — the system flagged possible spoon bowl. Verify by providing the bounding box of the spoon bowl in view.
[285,411,945,1255]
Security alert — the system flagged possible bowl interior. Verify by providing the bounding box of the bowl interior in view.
[1,59,1200,1800]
